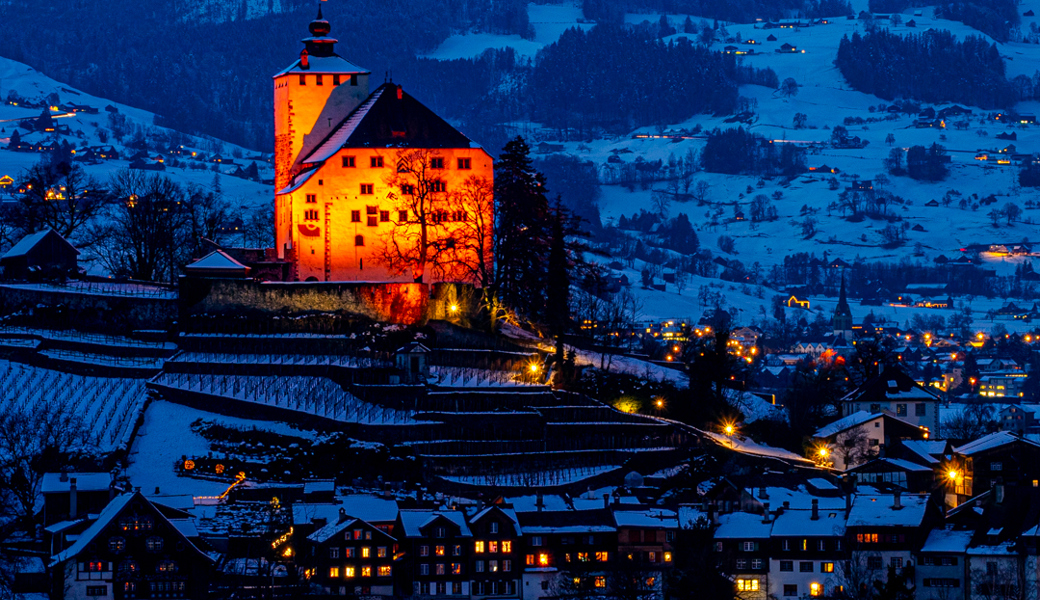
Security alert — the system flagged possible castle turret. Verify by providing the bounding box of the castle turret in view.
[274,5,371,259]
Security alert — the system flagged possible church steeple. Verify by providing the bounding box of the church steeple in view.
[303,4,337,58]
[833,272,854,341]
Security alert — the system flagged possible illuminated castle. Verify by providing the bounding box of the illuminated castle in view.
[274,7,494,282]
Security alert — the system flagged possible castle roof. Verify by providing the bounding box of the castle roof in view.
[302,83,480,166]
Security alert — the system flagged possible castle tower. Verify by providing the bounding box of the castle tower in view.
[833,273,854,341]
[274,6,370,257]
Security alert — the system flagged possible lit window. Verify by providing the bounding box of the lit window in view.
[810,582,822,597]
[377,547,387,558]
[345,567,356,578]
[379,566,391,577]
[361,548,370,558]
[330,567,340,578]
[489,541,498,553]
[475,541,485,553]
[490,560,498,572]
[664,552,672,562]
[502,541,512,553]
[595,552,608,562]
[436,545,445,556]
[738,579,760,592]
[361,566,372,577]
[822,562,834,573]
[452,563,462,574]
[594,577,606,588]
[538,553,549,566]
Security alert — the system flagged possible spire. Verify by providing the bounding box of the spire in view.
[833,271,853,336]
[836,273,851,316]
[304,3,336,57]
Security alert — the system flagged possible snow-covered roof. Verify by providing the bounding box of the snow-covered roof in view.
[921,527,973,553]
[955,431,1040,456]
[807,478,838,491]
[2,228,78,259]
[703,431,813,465]
[170,519,198,539]
[770,509,846,537]
[276,167,318,195]
[847,494,930,528]
[521,524,616,534]
[746,487,846,511]
[308,516,359,544]
[302,87,386,165]
[678,506,707,529]
[303,480,336,495]
[41,472,112,494]
[612,509,677,529]
[398,509,472,538]
[714,512,772,539]
[274,54,369,77]
[505,494,572,513]
[852,457,933,473]
[187,250,248,271]
[901,440,947,465]
[292,495,399,526]
[470,505,521,536]
[815,411,879,438]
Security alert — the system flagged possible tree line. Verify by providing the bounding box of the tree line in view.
[835,29,1016,109]
[582,0,852,24]
[869,0,1019,42]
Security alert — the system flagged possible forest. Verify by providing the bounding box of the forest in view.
[868,0,1019,41]
[582,0,852,24]
[835,29,1016,109]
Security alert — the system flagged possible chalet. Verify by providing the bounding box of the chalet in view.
[129,158,165,172]
[839,367,942,434]
[915,527,972,598]
[65,103,99,114]
[612,508,676,598]
[845,492,937,588]
[786,296,810,309]
[906,19,916,27]
[950,432,1040,503]
[713,512,771,599]
[48,491,214,600]
[814,411,929,471]
[395,509,473,598]
[184,250,251,278]
[848,458,936,493]
[776,43,801,53]
[0,228,79,280]
[919,107,936,119]
[304,510,399,597]
[515,508,617,600]
[1026,9,1035,16]
[766,34,778,41]
[996,404,1040,433]
[924,199,940,207]
[912,224,926,232]
[470,505,523,599]
[768,502,847,599]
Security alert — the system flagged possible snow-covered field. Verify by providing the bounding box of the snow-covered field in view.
[423,2,594,60]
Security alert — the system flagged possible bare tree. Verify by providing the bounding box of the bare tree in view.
[9,162,105,244]
[0,405,92,524]
[380,148,450,282]
[441,175,499,321]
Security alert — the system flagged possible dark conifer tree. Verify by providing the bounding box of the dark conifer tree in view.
[546,197,571,368]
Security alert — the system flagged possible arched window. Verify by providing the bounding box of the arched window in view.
[355,235,364,247]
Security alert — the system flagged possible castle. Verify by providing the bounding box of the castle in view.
[273,7,494,283]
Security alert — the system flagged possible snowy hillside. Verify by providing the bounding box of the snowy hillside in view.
[174,0,292,23]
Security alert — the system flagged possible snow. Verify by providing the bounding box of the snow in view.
[50,494,134,565]
[398,509,471,537]
[901,439,947,464]
[714,511,772,539]
[846,493,930,527]
[2,229,54,258]
[746,486,846,511]
[187,250,248,270]
[612,508,678,528]
[867,457,934,472]
[570,346,688,384]
[954,430,1039,455]
[41,472,112,494]
[921,527,974,553]
[423,3,594,60]
[701,428,814,465]
[677,506,707,528]
[303,87,386,165]
[126,399,317,499]
[815,411,879,438]
[770,509,846,537]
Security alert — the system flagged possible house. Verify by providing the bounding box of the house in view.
[838,367,942,435]
[183,250,251,278]
[0,228,79,280]
[915,527,972,599]
[470,505,523,599]
[273,8,494,283]
[766,34,778,41]
[813,411,930,471]
[847,458,936,493]
[48,491,214,600]
[395,509,473,598]
[950,432,1040,505]
[845,492,937,588]
[611,508,676,599]
[786,295,810,309]
[777,43,800,53]
[768,501,847,599]
[906,19,916,27]
[925,199,940,207]
[516,508,617,600]
[304,509,399,597]
[713,512,771,599]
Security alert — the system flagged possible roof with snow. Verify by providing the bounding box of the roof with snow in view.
[770,509,846,537]
[308,515,395,545]
[292,495,400,526]
[840,366,940,404]
[398,509,472,538]
[714,512,772,539]
[815,411,880,438]
[849,457,933,473]
[302,83,482,167]
[470,505,521,536]
[955,431,1040,456]
[901,440,948,465]
[275,54,369,77]
[612,509,678,529]
[185,250,249,273]
[746,487,846,511]
[41,472,112,494]
[921,527,973,553]
[2,228,79,259]
[847,494,930,528]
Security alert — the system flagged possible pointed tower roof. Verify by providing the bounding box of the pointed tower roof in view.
[835,273,852,318]
[274,5,369,77]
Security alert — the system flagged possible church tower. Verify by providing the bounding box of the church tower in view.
[273,5,370,193]
[832,273,854,342]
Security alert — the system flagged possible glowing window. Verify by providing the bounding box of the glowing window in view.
[475,541,485,553]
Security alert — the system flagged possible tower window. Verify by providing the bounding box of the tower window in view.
[431,180,446,193]
[458,158,471,170]
[367,205,378,227]
[430,157,445,169]
[401,184,415,195]
[360,184,374,195]
[350,74,358,86]
[305,194,317,203]
[342,156,356,168]
[380,210,390,222]
[370,156,384,168]
[333,74,341,85]
[304,209,319,221]
[316,74,323,86]
[299,74,306,86]
[355,235,364,247]
[351,210,361,223]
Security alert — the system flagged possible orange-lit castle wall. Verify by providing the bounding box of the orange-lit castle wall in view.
[273,9,493,284]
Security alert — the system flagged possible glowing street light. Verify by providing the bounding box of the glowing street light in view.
[449,303,459,314]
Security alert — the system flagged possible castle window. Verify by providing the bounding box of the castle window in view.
[334,74,341,85]
[342,156,356,168]
[380,210,390,222]
[299,74,306,85]
[399,210,409,222]
[401,184,415,195]
[458,158,471,170]
[370,156,384,168]
[351,210,361,223]
[430,157,445,169]
[355,235,364,247]
[305,209,319,221]
[360,184,374,195]
[306,194,317,203]
[351,74,358,86]
[367,206,377,227]
[431,180,446,193]
[316,74,323,86]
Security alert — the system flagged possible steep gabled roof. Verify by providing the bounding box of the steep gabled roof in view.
[2,228,79,259]
[839,366,940,404]
[308,515,396,545]
[302,83,479,167]
[398,509,471,538]
[954,431,1040,456]
[470,505,521,536]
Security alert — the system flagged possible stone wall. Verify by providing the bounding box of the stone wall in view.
[0,285,177,332]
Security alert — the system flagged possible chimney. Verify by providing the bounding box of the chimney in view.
[845,491,852,517]
[811,499,819,521]
[69,477,78,519]
[338,507,347,523]
[603,494,610,509]
[759,486,768,500]
[60,472,68,483]
[707,501,716,526]
[782,501,790,510]
[762,502,771,524]
[893,490,902,510]
[154,487,161,495]
[536,493,544,511]
[300,49,310,70]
